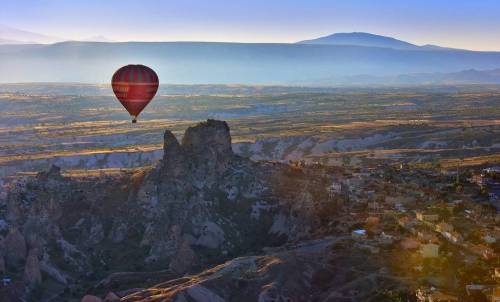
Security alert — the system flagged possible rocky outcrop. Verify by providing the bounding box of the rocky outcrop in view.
[162,129,182,160]
[40,254,71,285]
[134,119,277,263]
[0,253,5,274]
[120,237,404,302]
[159,119,235,184]
[169,237,197,274]
[81,295,103,302]
[1,120,334,300]
[104,291,120,301]
[182,119,233,161]
[194,221,225,249]
[23,248,42,288]
[36,164,63,182]
[4,227,27,267]
[0,281,26,302]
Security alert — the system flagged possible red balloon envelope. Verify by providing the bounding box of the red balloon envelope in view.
[111,64,159,123]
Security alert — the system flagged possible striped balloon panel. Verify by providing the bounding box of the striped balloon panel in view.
[111,65,159,116]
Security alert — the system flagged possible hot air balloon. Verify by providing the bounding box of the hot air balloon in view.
[111,64,159,123]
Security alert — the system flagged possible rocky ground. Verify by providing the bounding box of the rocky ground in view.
[121,237,407,302]
[0,119,404,302]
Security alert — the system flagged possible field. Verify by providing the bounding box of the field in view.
[1,83,499,177]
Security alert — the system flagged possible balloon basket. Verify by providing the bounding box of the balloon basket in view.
[132,118,137,123]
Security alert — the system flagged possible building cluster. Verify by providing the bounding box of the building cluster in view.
[321,163,500,301]
[470,166,500,207]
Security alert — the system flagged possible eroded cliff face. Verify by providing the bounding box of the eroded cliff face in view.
[0,120,331,300]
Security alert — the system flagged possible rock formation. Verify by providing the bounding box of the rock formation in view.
[0,255,5,274]
[81,295,103,302]
[23,248,42,288]
[120,237,403,302]
[0,120,334,301]
[103,291,120,301]
[4,227,27,267]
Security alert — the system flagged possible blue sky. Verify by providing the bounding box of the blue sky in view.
[2,0,500,50]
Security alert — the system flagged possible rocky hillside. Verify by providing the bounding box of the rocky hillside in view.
[0,120,343,301]
[120,237,406,302]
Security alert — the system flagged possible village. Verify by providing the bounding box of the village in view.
[308,160,500,301]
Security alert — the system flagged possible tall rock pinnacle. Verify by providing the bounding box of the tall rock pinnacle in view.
[181,119,232,157]
[161,119,235,179]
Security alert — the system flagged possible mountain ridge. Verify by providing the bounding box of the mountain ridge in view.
[0,25,475,51]
[297,32,420,49]
[297,32,463,51]
[1,41,500,84]
[0,24,64,44]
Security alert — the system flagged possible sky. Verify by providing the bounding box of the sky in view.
[2,0,500,51]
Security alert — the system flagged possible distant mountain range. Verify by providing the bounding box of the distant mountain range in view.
[0,24,63,44]
[1,26,500,85]
[80,35,115,43]
[297,32,456,51]
[0,24,114,44]
[0,25,470,51]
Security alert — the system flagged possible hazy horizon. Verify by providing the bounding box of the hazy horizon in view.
[2,0,500,51]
